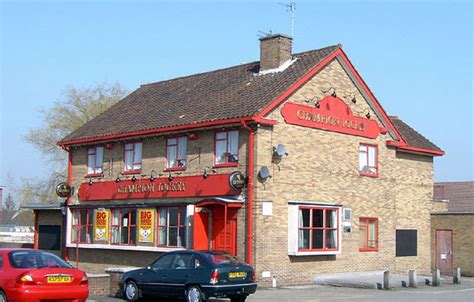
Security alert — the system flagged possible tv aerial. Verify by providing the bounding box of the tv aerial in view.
[279,1,296,38]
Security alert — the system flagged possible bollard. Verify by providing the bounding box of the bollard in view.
[383,271,390,290]
[409,270,417,288]
[432,269,440,286]
[453,267,461,284]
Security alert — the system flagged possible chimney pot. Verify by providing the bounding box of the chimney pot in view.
[259,34,293,71]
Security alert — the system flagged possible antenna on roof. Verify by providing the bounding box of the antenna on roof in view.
[257,30,273,38]
[279,1,296,38]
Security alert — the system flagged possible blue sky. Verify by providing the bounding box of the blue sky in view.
[1,0,473,196]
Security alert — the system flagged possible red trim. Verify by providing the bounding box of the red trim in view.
[214,130,240,166]
[397,146,445,156]
[67,150,72,206]
[123,142,143,173]
[359,217,378,252]
[110,208,137,246]
[166,136,188,170]
[241,121,254,265]
[33,210,39,249]
[58,117,277,147]
[258,50,340,118]
[71,209,94,244]
[78,173,240,201]
[359,143,379,178]
[297,206,340,252]
[156,207,186,247]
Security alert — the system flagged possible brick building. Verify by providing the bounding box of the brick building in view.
[35,34,444,286]
[432,181,474,276]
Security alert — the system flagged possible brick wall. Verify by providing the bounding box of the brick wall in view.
[88,274,111,298]
[253,59,434,286]
[431,214,474,276]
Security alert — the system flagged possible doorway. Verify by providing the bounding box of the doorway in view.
[193,201,239,255]
[435,229,453,275]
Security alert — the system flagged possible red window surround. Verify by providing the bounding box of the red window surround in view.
[165,136,187,171]
[359,217,378,251]
[71,209,94,244]
[86,146,103,177]
[298,207,339,252]
[111,208,137,246]
[157,207,186,248]
[214,130,239,167]
[359,143,378,177]
[123,142,142,174]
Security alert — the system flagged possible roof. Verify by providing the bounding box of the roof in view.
[389,116,442,153]
[60,45,340,144]
[434,181,474,213]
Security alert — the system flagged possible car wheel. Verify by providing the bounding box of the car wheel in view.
[124,280,140,301]
[186,285,204,302]
[0,291,7,302]
[229,295,247,302]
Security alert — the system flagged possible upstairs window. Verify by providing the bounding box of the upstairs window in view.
[359,144,378,177]
[166,137,187,170]
[359,217,378,251]
[215,130,239,166]
[124,142,142,173]
[298,207,339,252]
[87,146,104,176]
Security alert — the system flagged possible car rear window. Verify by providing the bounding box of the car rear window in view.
[202,252,243,266]
[9,251,71,269]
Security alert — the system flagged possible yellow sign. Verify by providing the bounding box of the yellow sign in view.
[94,210,109,241]
[138,209,154,243]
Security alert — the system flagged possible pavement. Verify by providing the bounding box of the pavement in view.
[87,272,474,302]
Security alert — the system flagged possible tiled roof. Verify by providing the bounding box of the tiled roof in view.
[61,45,340,143]
[434,181,474,213]
[389,116,442,152]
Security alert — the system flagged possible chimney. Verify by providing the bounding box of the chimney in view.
[259,34,293,71]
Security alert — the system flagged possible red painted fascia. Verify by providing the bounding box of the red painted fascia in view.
[386,141,444,156]
[58,116,277,147]
[241,121,254,265]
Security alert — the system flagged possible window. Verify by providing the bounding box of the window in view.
[166,137,187,170]
[151,253,175,270]
[124,142,142,173]
[359,217,378,251]
[157,207,186,247]
[359,144,378,177]
[71,209,94,243]
[298,207,339,252]
[87,146,104,176]
[215,130,239,166]
[111,208,137,245]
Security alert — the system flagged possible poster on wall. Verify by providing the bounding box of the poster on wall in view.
[138,209,155,243]
[94,209,109,241]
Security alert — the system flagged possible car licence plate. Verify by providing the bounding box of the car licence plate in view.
[47,276,72,283]
[228,272,246,279]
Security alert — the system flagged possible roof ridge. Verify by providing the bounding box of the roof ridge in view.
[140,44,341,88]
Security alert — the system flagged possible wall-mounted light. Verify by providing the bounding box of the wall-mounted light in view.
[88,177,93,186]
[203,170,209,179]
[150,170,157,182]
[315,101,320,108]
[322,87,336,97]
[351,97,357,104]
[115,176,121,183]
[131,175,137,182]
[168,173,174,182]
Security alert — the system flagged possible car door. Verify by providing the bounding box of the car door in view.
[139,253,175,297]
[165,252,194,297]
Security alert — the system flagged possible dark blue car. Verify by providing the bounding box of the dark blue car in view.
[120,250,257,302]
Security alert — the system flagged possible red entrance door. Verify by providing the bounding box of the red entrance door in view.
[212,207,237,255]
[435,229,453,275]
[194,211,209,250]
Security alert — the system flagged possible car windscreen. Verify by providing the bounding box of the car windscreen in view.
[9,251,72,269]
[201,252,244,266]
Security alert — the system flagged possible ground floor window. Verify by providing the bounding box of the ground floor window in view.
[70,206,187,248]
[298,207,339,252]
[359,217,378,251]
[71,209,94,243]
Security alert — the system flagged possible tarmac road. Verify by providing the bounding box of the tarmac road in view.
[88,277,474,302]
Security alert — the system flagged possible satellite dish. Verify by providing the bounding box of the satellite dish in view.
[274,144,289,157]
[258,166,272,180]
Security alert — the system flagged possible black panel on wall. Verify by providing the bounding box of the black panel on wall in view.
[396,229,417,257]
[38,225,61,251]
